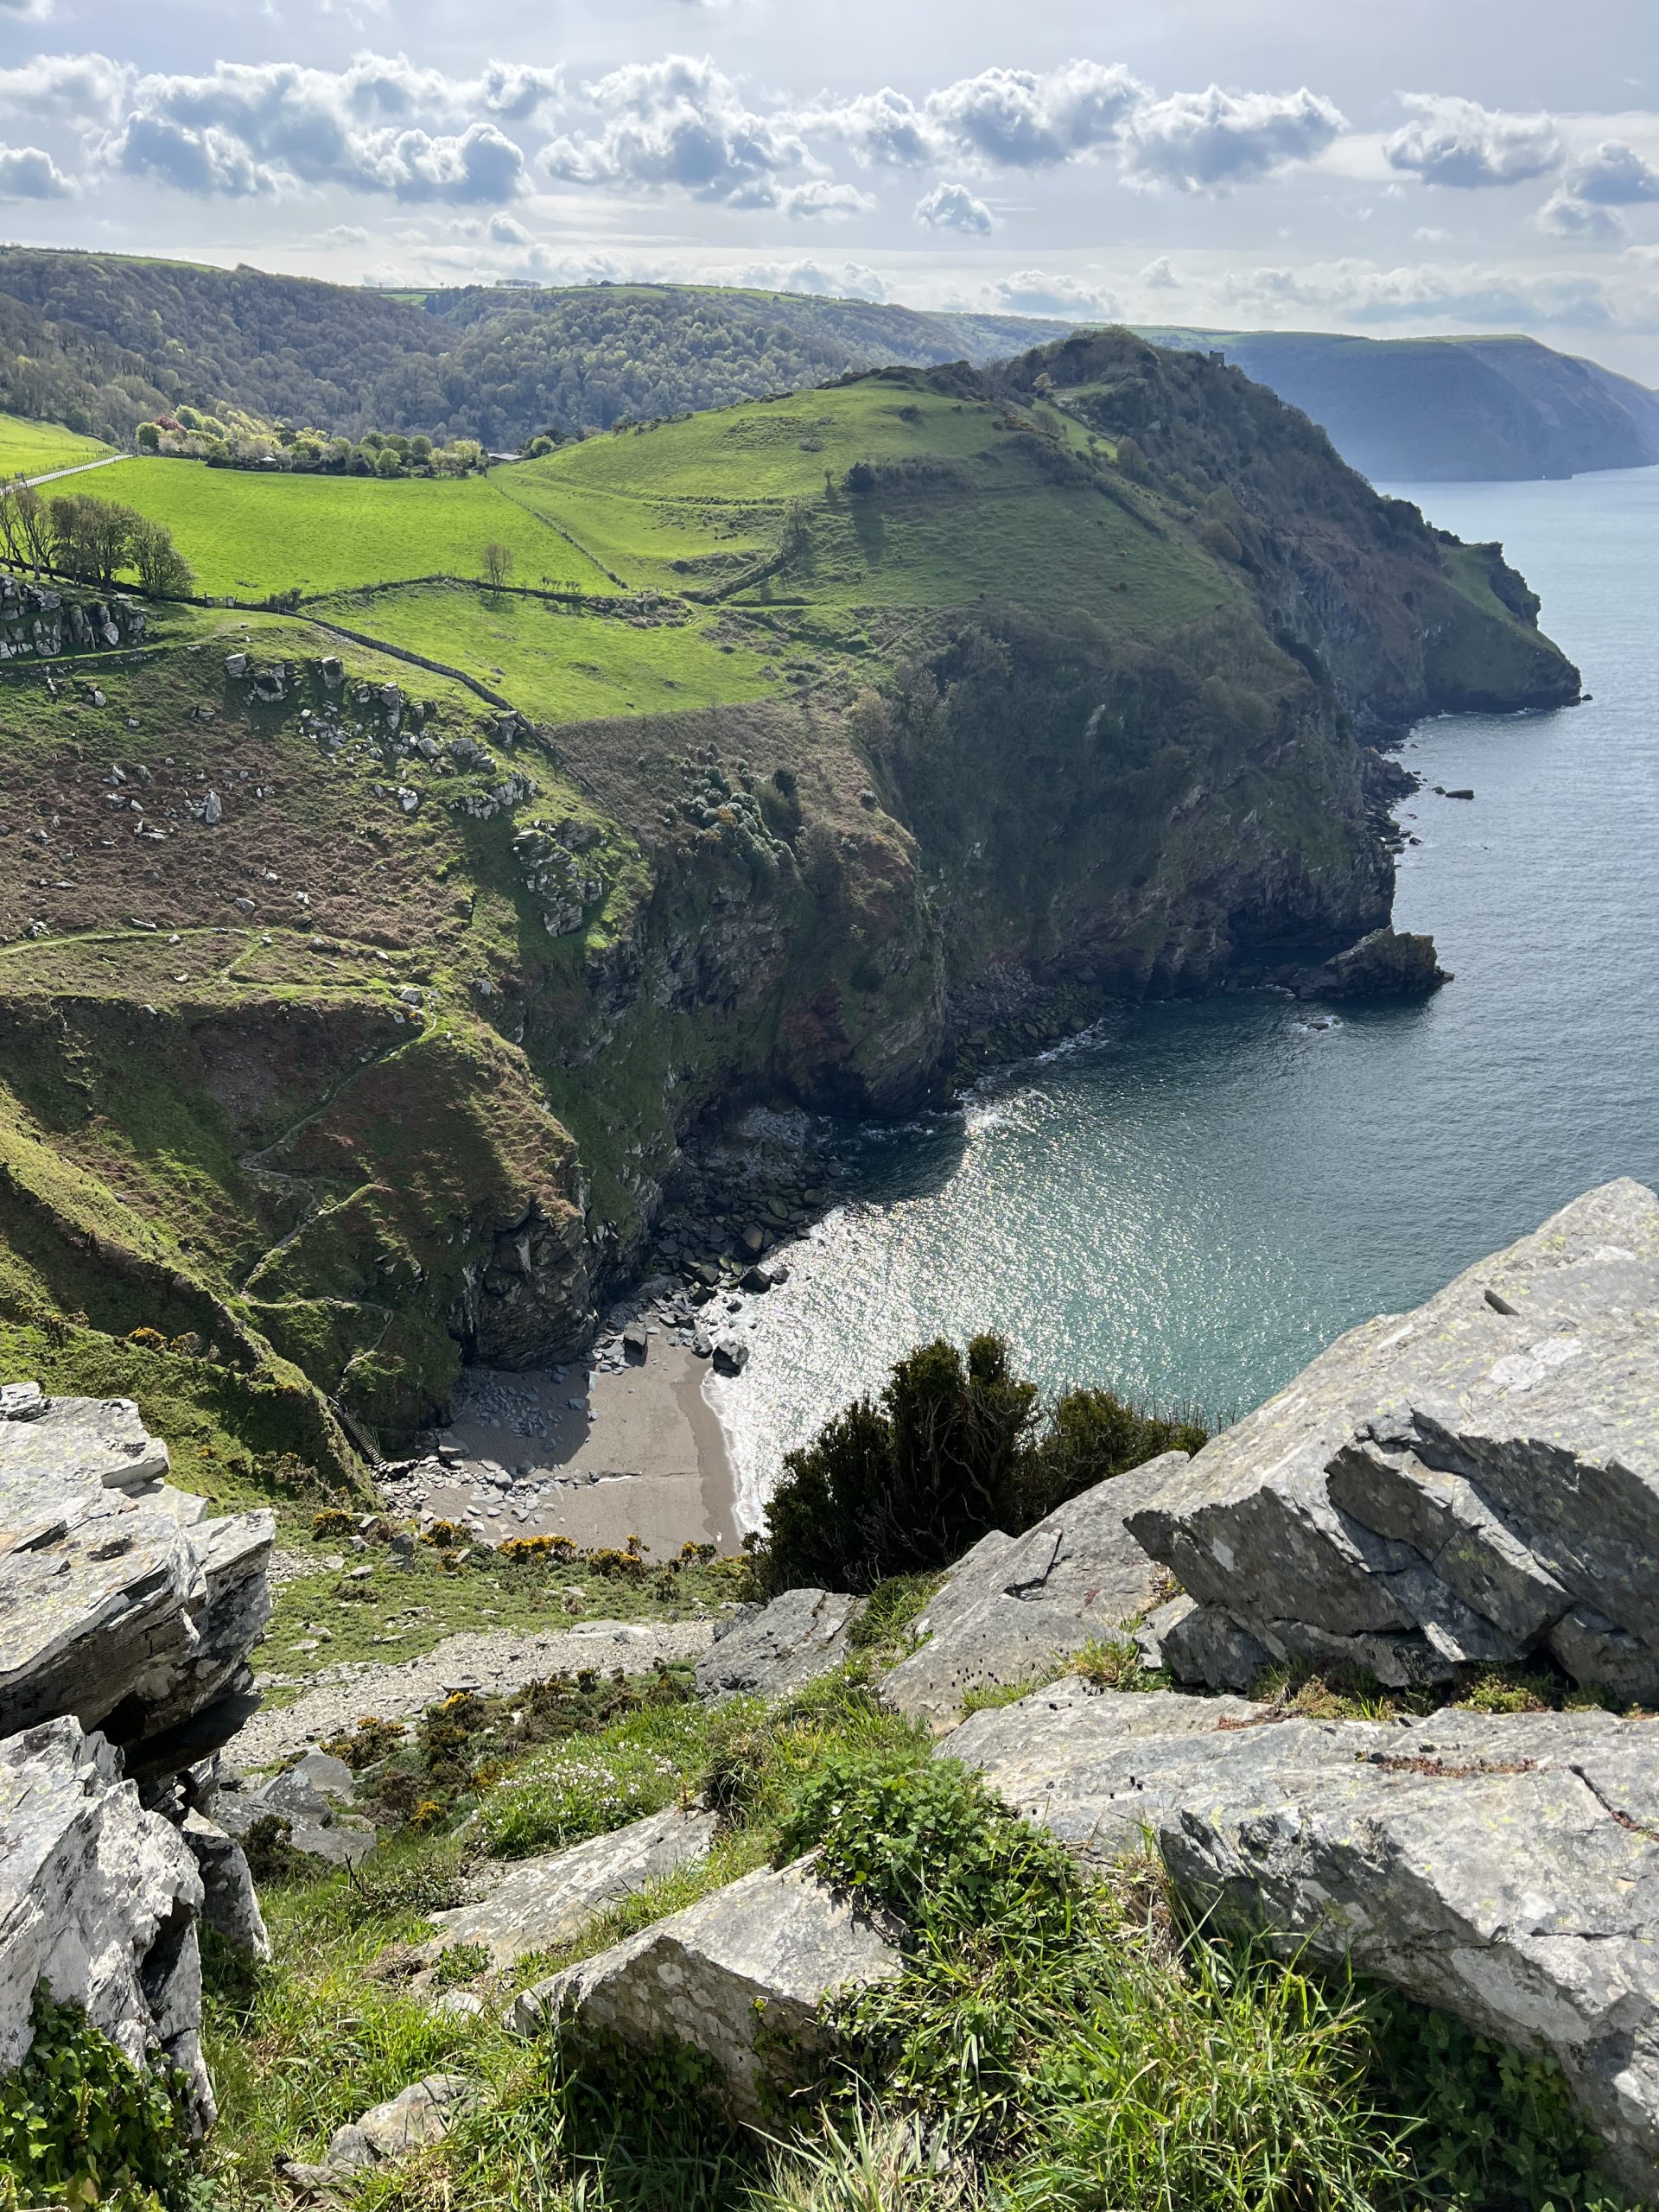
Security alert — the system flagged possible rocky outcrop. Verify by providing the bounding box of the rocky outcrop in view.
[213,1750,375,1870]
[946,1688,1659,2202]
[0,1716,213,2126]
[510,1857,902,2120]
[880,1452,1191,1726]
[0,1388,274,1774]
[0,575,147,662]
[1125,1180,1659,1700]
[696,1588,865,1703]
[0,1385,275,2112]
[1293,925,1450,999]
[428,1807,717,1969]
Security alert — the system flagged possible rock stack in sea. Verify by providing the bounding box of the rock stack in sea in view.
[0,1384,274,2126]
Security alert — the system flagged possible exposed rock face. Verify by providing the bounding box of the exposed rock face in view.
[1126,1181,1659,1700]
[429,1807,717,1969]
[1295,925,1450,999]
[0,1389,274,1773]
[696,1588,865,1702]
[948,1690,1659,2201]
[510,1857,902,2120]
[0,1716,213,2126]
[880,1452,1192,1726]
[0,1387,275,2112]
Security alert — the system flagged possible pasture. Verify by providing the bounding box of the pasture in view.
[309,581,785,726]
[67,458,617,600]
[0,411,112,481]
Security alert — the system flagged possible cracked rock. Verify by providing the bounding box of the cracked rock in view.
[1127,1179,1659,1701]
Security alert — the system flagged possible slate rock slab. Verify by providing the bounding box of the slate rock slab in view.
[510,1857,902,2120]
[0,1715,213,2125]
[880,1452,1192,1726]
[0,1388,273,1772]
[326,2075,480,2169]
[949,1688,1659,2199]
[696,1588,864,1702]
[429,1806,718,1968]
[1126,1180,1659,1700]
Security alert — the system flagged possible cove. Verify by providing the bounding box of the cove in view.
[711,464,1659,1532]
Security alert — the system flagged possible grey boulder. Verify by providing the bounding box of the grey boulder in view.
[326,2075,480,2169]
[510,1857,902,2120]
[429,1806,717,1969]
[181,1810,270,1961]
[1127,1181,1659,1700]
[0,1716,213,2126]
[881,1452,1192,1726]
[949,1689,1659,2200]
[0,1389,273,1775]
[696,1588,865,1702]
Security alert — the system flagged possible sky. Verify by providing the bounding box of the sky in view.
[2,0,1657,380]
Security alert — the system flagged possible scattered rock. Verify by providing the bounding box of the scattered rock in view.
[326,2075,479,2170]
[1127,1179,1659,1701]
[510,1858,901,2121]
[180,1810,270,1961]
[880,1452,1193,1726]
[696,1589,865,1701]
[429,1807,717,1969]
[712,1338,749,1376]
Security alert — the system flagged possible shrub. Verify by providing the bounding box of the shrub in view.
[312,1507,356,1541]
[761,1336,1205,1593]
[125,1325,167,1351]
[0,1984,201,2212]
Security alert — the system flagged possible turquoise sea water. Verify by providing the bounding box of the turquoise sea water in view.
[711,467,1659,1529]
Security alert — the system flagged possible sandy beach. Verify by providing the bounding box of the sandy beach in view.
[400,1337,743,1560]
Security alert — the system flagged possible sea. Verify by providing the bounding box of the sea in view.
[709,464,1659,1533]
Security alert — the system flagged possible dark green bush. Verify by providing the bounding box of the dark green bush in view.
[0,1983,203,2212]
[1366,1989,1627,2210]
[760,1332,1205,1592]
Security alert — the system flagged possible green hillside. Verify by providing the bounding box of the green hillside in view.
[69,458,616,599]
[0,410,111,480]
[0,331,1578,1482]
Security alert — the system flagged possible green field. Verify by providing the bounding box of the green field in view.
[0,411,112,480]
[311,580,786,725]
[72,458,618,599]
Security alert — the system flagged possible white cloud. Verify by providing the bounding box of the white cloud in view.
[1383,94,1560,188]
[1221,256,1659,331]
[806,86,934,168]
[989,268,1118,318]
[80,54,537,204]
[1140,255,1179,288]
[927,60,1141,168]
[0,143,71,196]
[320,222,369,245]
[115,115,282,198]
[1565,138,1659,205]
[1537,189,1624,241]
[715,257,888,299]
[545,54,805,208]
[0,52,129,130]
[780,178,874,219]
[1121,84,1344,191]
[0,0,54,18]
[915,179,992,232]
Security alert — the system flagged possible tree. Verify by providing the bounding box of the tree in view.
[0,479,47,572]
[480,541,514,591]
[373,446,401,478]
[48,493,131,585]
[136,423,160,452]
[130,516,194,597]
